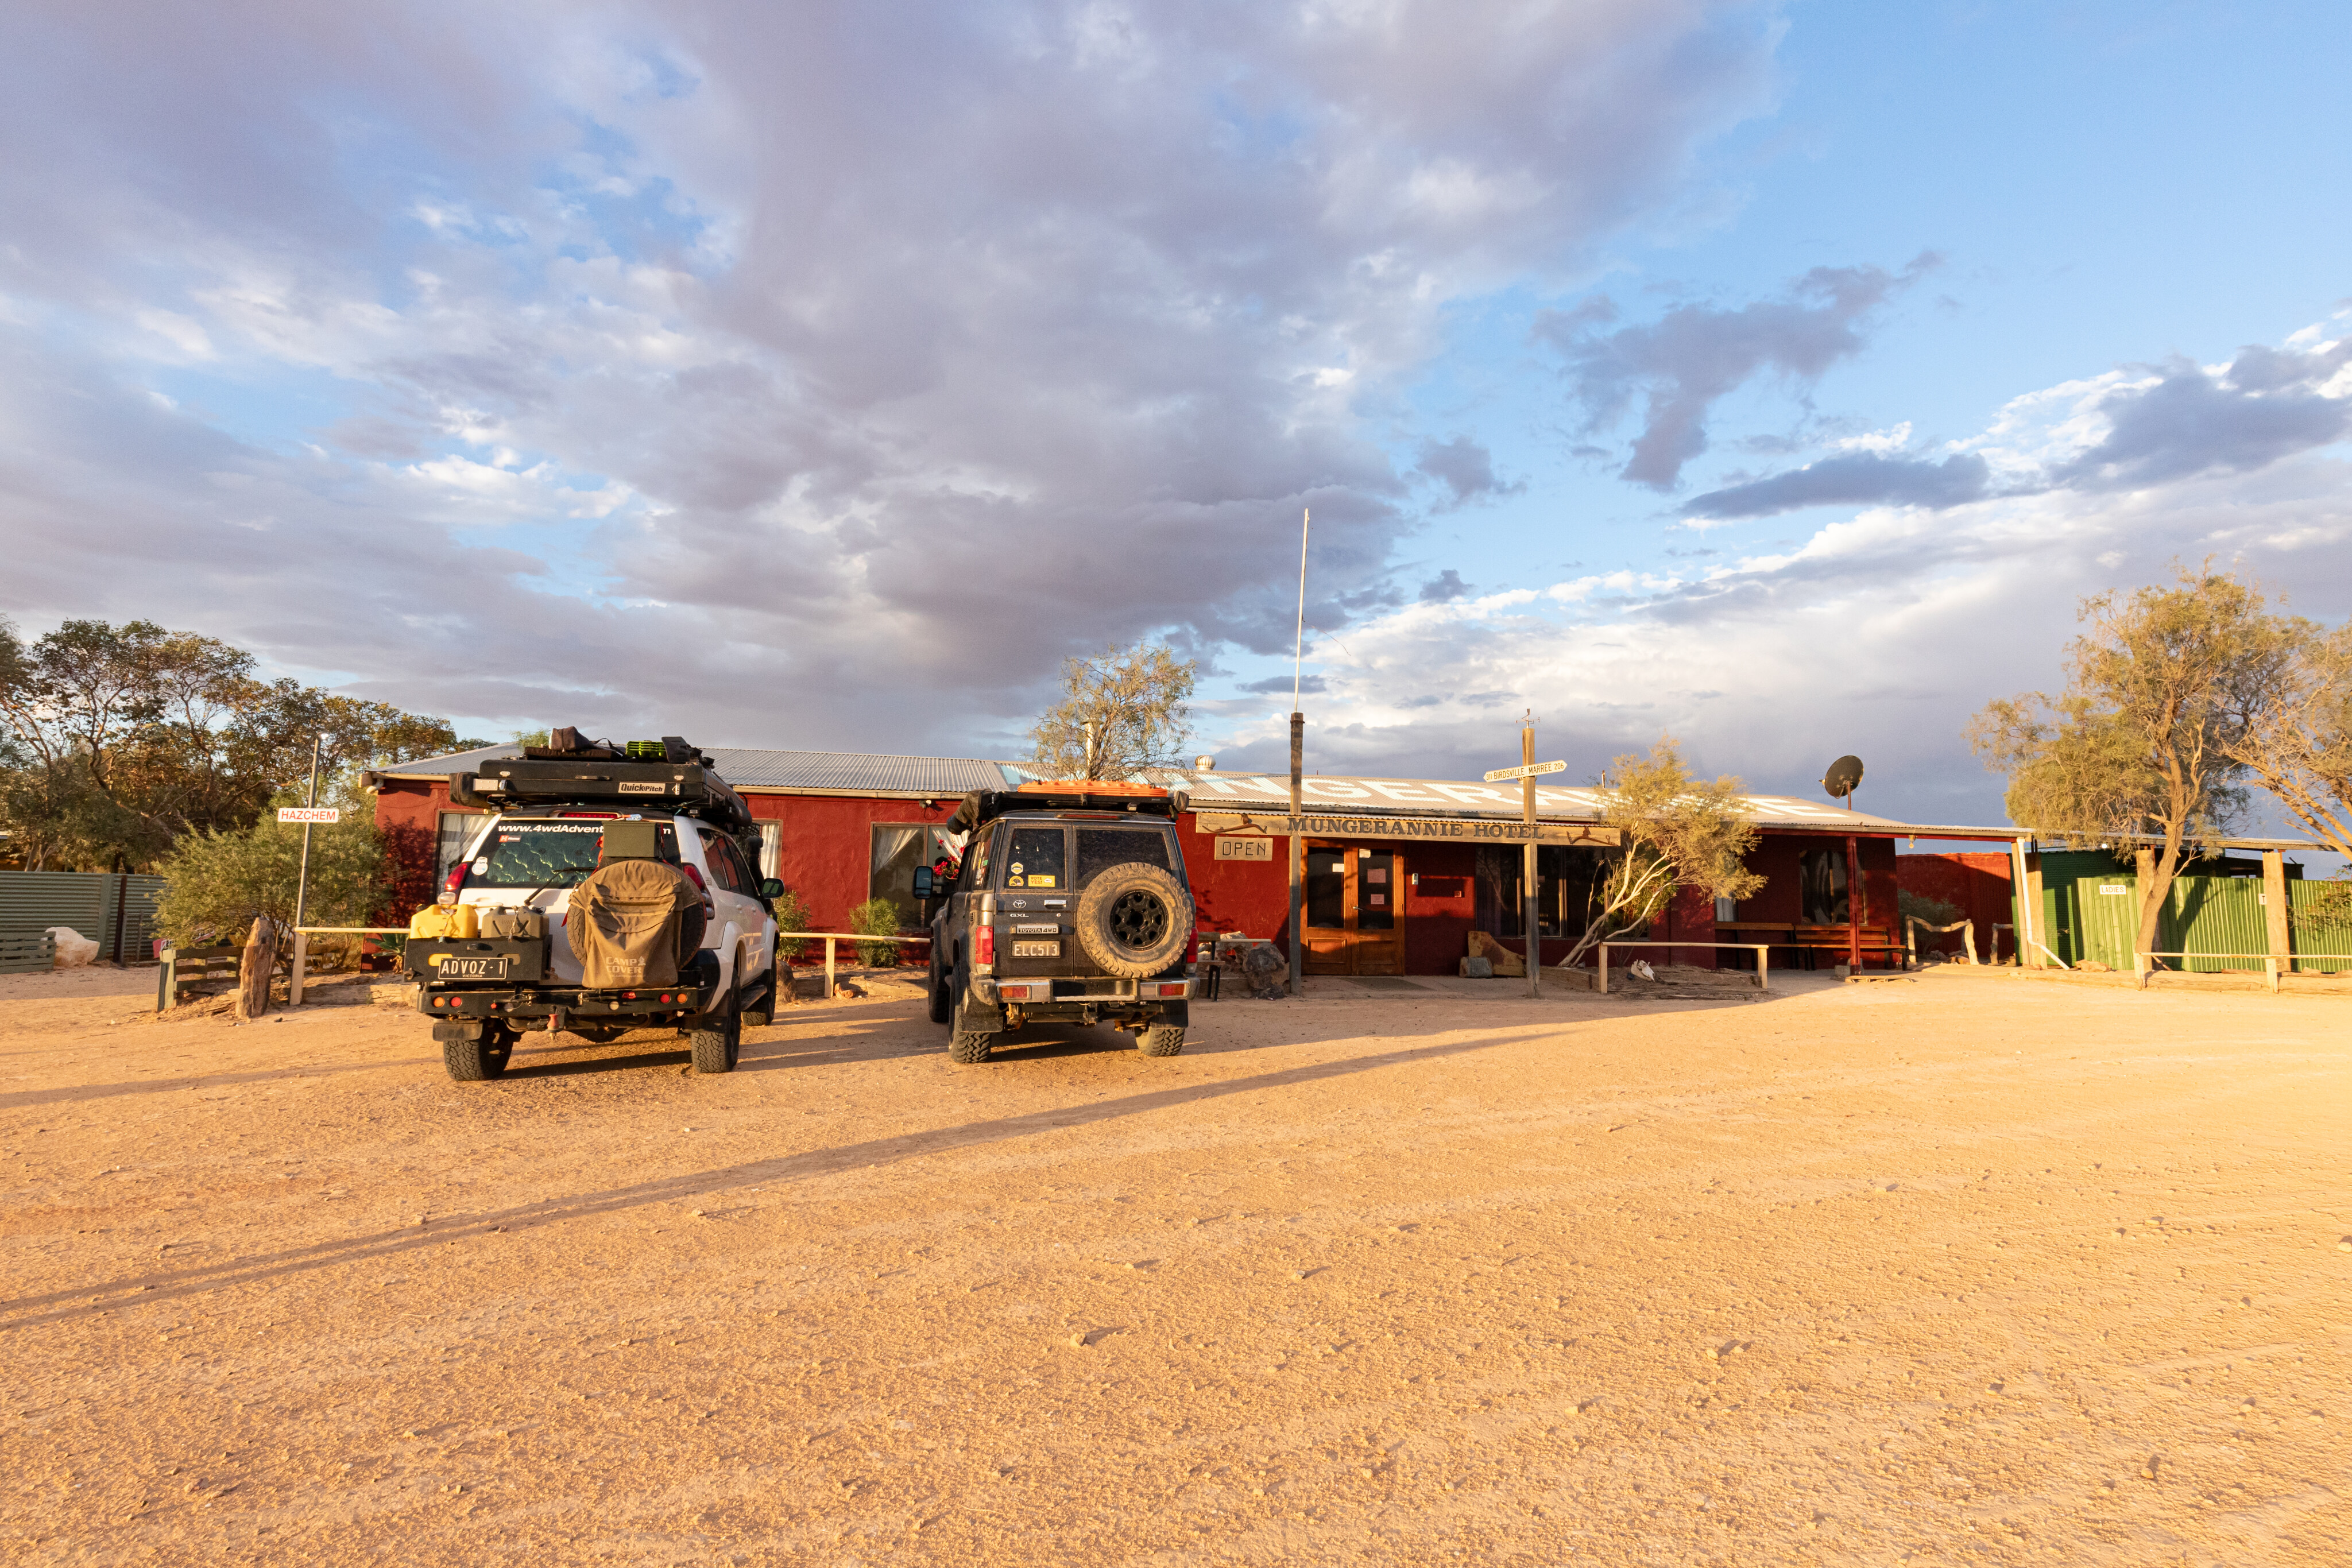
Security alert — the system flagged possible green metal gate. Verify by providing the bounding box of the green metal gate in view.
[2071,876,2138,969]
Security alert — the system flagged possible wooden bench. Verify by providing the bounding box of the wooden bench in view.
[156,944,242,1009]
[0,930,56,975]
[1716,922,1904,970]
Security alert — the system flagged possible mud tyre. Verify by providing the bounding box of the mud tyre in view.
[928,941,954,1025]
[1074,863,1193,980]
[948,996,997,1064]
[440,1023,514,1082]
[1139,1023,1186,1057]
[689,1002,741,1075]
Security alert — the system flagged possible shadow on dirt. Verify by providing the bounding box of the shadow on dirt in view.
[3,1020,1550,1329]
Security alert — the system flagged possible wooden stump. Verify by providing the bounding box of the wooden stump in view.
[236,919,277,1020]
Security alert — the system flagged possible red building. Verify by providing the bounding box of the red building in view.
[372,748,2024,974]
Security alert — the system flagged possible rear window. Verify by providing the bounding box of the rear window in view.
[1004,827,1065,890]
[1076,827,1173,888]
[465,818,679,889]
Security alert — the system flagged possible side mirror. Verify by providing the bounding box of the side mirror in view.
[912,867,934,897]
[759,878,786,901]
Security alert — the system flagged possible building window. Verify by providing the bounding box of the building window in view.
[871,823,960,926]
[755,820,780,880]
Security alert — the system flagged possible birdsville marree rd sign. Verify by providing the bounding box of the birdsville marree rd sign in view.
[1197,811,1619,846]
[1483,759,1569,784]
[276,807,341,823]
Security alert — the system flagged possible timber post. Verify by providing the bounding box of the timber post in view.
[235,917,276,1020]
[1522,721,1539,998]
[1289,710,1304,1000]
[2262,849,2292,987]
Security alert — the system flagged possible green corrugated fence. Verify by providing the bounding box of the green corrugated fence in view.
[2285,881,2352,973]
[0,872,168,964]
[2020,865,2351,974]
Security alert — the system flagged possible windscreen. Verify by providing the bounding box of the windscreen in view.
[1075,827,1173,888]
[464,818,680,889]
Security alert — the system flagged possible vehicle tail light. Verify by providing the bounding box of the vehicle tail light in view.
[977,924,994,967]
[439,863,467,904]
[998,981,1043,1001]
[1148,981,1187,998]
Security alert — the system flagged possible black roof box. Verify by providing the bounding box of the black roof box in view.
[949,785,1190,833]
[450,758,754,833]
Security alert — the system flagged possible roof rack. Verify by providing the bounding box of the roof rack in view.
[949,785,1190,833]
[448,758,755,833]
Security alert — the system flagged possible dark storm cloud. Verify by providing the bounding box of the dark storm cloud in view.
[1676,337,2352,521]
[1683,450,1992,518]
[2053,340,2352,490]
[1539,255,1937,489]
[1240,674,1325,695]
[1415,436,1520,509]
[0,1,1786,752]
[1418,569,1472,603]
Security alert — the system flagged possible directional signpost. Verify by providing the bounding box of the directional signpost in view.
[1488,733,1565,997]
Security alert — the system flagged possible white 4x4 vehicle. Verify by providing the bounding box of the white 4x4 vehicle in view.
[409,752,780,1081]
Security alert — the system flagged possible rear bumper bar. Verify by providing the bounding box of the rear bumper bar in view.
[978,976,1192,1005]
[419,984,711,1025]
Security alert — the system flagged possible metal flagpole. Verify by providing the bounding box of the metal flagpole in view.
[1289,508,1309,1001]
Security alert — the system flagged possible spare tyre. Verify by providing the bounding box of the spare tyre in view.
[1074,862,1193,979]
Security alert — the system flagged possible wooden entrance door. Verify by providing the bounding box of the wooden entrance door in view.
[1302,843,1406,974]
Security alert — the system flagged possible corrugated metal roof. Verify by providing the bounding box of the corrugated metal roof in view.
[378,745,1011,797]
[1140,767,2018,839]
[374,745,2024,835]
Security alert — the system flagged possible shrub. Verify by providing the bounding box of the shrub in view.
[773,885,811,961]
[154,797,389,958]
[848,896,904,967]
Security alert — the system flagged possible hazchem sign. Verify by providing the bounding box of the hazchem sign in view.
[277,807,341,823]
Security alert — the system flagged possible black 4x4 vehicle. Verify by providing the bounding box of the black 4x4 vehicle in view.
[919,784,1196,1064]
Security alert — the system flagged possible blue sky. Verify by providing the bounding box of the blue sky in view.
[3,1,2348,841]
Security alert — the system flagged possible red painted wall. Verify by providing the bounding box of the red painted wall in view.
[373,783,1927,977]
[370,780,960,939]
[1734,833,1900,931]
[1897,851,2014,960]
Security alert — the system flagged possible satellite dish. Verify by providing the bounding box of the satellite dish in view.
[1822,754,1864,803]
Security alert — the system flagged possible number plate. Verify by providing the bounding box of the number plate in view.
[439,957,510,980]
[1011,940,1061,958]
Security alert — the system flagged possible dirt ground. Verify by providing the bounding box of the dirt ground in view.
[4,965,2347,1566]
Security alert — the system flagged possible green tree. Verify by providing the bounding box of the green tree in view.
[1967,563,2301,966]
[1558,737,1765,970]
[2225,618,2352,924]
[0,615,469,868]
[152,789,389,948]
[1028,642,1196,780]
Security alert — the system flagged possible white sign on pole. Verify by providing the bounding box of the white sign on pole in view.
[1482,759,1567,784]
[277,807,341,824]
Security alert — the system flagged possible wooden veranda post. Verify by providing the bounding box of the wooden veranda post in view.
[1846,833,1862,974]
